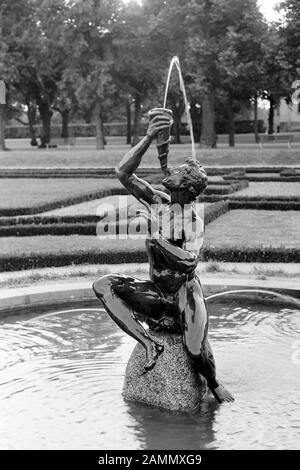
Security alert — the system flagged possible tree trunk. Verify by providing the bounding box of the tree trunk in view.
[131,94,142,147]
[84,108,93,124]
[190,101,201,143]
[169,95,184,145]
[268,96,275,135]
[38,102,52,148]
[228,96,235,147]
[94,98,105,150]
[200,89,217,148]
[0,104,7,151]
[27,102,38,146]
[253,94,259,143]
[173,114,181,144]
[61,109,69,141]
[126,99,132,145]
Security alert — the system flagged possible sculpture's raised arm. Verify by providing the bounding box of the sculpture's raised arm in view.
[115,113,173,206]
[151,237,198,273]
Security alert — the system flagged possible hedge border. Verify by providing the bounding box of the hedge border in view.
[0,250,148,272]
[229,200,300,210]
[204,201,229,224]
[2,166,300,179]
[201,246,300,263]
[0,215,101,226]
[223,173,300,182]
[1,245,300,272]
[228,195,300,202]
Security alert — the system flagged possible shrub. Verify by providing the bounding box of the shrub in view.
[201,246,300,263]
[0,250,148,272]
[229,200,300,210]
[229,195,300,202]
[204,201,229,224]
[0,215,100,226]
[1,244,299,272]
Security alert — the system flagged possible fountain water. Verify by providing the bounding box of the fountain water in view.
[206,289,300,308]
[163,56,196,161]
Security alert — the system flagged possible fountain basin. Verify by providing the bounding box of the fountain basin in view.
[0,279,299,449]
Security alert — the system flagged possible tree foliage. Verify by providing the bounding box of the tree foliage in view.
[0,0,299,150]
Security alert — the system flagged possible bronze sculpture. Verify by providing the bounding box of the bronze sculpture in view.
[93,109,234,403]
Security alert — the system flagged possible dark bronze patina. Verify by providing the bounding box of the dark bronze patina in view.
[93,109,234,403]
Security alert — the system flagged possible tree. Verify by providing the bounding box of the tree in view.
[0,0,70,147]
[279,0,300,76]
[113,1,169,146]
[184,0,267,147]
[0,0,36,149]
[259,27,291,135]
[270,1,300,133]
[61,0,121,149]
[0,102,5,151]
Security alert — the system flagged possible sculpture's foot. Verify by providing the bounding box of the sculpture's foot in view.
[144,343,164,372]
[210,384,234,403]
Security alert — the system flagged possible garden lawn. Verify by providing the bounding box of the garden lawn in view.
[40,195,144,216]
[0,178,121,210]
[232,182,300,198]
[204,210,300,248]
[1,147,300,168]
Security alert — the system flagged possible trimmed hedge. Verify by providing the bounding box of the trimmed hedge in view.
[204,201,229,224]
[0,215,101,226]
[229,195,300,202]
[0,221,140,237]
[1,245,300,272]
[0,167,161,179]
[204,180,248,195]
[224,173,300,182]
[0,249,148,272]
[0,215,93,226]
[2,166,299,180]
[223,166,299,175]
[201,246,300,263]
[0,223,98,237]
[229,200,300,210]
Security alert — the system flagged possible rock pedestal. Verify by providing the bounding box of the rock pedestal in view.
[123,333,207,412]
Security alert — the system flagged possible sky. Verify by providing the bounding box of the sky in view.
[258,1,281,22]
[122,0,282,23]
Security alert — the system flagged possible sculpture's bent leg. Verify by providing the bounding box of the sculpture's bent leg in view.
[93,274,169,371]
[177,277,234,403]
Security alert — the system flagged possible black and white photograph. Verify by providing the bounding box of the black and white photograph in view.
[0,0,299,455]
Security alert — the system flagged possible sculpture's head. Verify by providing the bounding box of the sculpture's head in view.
[162,159,208,202]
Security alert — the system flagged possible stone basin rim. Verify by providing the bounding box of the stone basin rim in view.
[0,277,299,316]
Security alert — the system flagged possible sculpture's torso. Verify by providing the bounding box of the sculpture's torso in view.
[146,239,194,295]
[145,203,198,295]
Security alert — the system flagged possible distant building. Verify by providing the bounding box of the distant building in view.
[278,99,300,132]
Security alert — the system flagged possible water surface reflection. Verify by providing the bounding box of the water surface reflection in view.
[0,300,299,449]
